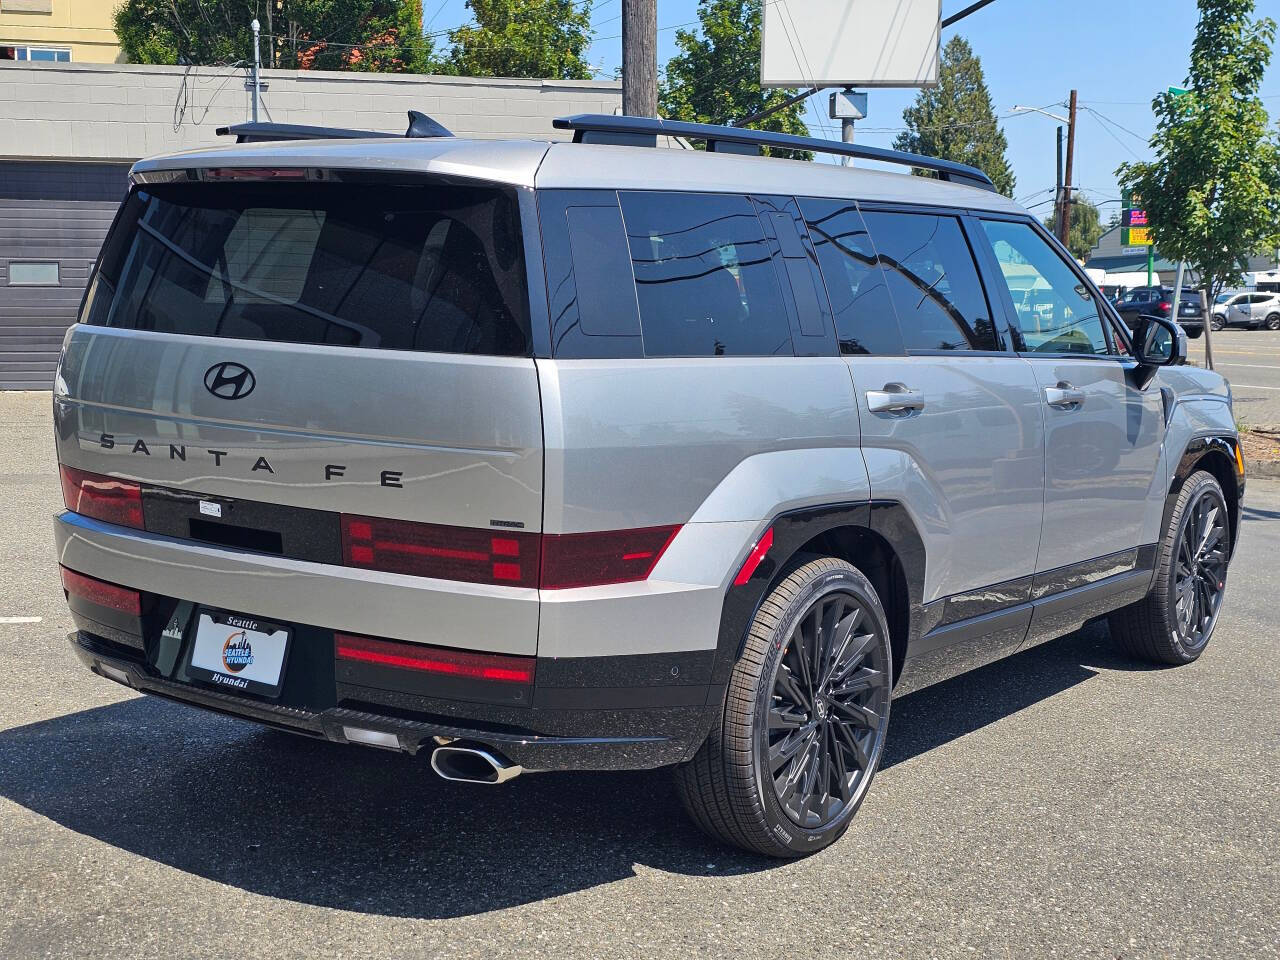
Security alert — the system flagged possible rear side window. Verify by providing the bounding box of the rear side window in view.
[87,180,531,356]
[799,198,903,355]
[860,211,998,352]
[619,191,793,357]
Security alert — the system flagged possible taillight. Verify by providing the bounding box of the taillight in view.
[59,465,143,529]
[341,515,540,588]
[335,633,535,684]
[539,525,680,590]
[340,515,680,589]
[59,566,142,615]
[1159,301,1171,311]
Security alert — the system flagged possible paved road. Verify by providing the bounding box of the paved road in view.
[0,391,1277,960]
[1196,327,1280,425]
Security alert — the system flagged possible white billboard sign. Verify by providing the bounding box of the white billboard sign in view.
[761,0,941,89]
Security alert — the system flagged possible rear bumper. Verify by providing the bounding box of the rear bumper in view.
[69,630,717,771]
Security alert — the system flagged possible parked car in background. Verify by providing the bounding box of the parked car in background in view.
[1115,286,1205,338]
[1211,291,1280,331]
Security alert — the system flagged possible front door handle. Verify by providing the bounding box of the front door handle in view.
[866,382,926,414]
[1044,381,1086,409]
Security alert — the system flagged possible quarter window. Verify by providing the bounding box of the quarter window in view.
[619,191,793,357]
[860,212,999,352]
[799,198,903,355]
[979,219,1109,355]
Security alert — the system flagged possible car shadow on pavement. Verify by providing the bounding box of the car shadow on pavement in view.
[0,623,1121,918]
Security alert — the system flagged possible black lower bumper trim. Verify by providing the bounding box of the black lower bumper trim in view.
[69,632,690,771]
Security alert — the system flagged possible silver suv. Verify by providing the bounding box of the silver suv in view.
[52,115,1243,858]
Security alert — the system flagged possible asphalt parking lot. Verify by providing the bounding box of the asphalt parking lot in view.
[1199,327,1280,424]
[1,390,1277,960]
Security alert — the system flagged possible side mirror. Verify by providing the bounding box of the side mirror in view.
[1133,314,1185,367]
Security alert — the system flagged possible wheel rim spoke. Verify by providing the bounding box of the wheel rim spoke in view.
[765,587,890,830]
[1172,490,1229,649]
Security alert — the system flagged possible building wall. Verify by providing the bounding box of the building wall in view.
[0,61,623,162]
[0,0,122,64]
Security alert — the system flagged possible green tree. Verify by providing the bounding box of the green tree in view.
[445,0,593,80]
[893,36,1015,196]
[659,0,809,154]
[1045,197,1105,261]
[1117,0,1280,304]
[114,0,433,73]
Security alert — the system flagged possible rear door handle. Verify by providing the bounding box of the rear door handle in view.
[1044,382,1086,409]
[866,383,926,414]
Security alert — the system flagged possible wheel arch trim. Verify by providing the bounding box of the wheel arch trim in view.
[1166,434,1243,559]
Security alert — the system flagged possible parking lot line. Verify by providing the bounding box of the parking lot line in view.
[0,616,42,624]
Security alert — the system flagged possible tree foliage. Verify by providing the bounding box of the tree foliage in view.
[444,0,593,80]
[1117,0,1280,301]
[893,36,1015,196]
[114,0,433,73]
[1045,197,1104,261]
[659,0,809,154]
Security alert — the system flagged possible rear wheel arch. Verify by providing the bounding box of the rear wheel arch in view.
[711,501,925,691]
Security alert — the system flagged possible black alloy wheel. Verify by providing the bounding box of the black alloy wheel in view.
[676,556,893,857]
[1267,313,1280,331]
[1109,470,1231,665]
[765,588,890,829]
[1171,486,1229,653]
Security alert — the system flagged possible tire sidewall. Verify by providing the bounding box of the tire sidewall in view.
[747,564,892,856]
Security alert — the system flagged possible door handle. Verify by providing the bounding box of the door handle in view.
[1044,381,1086,409]
[866,382,926,414]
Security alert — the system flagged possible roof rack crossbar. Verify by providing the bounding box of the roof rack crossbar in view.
[552,114,996,192]
[216,110,453,144]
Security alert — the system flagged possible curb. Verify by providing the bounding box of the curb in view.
[1245,459,1280,479]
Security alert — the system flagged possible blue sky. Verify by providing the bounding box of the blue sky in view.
[424,1,1280,219]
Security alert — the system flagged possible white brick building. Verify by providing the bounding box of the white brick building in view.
[0,60,622,387]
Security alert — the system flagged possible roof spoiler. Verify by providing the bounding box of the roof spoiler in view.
[216,110,453,144]
[552,114,997,191]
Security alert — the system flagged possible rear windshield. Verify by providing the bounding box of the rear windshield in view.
[83,179,532,356]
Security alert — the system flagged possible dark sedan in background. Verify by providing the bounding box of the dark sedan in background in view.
[1115,286,1205,338]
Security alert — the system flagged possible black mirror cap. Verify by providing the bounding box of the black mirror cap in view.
[1133,314,1187,369]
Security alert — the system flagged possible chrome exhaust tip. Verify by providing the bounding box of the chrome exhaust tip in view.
[430,744,523,784]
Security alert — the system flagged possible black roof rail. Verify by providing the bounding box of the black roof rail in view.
[217,110,453,144]
[552,114,996,192]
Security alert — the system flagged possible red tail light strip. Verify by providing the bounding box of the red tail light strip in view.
[59,465,143,530]
[335,633,535,684]
[340,514,681,590]
[341,515,541,588]
[60,566,142,616]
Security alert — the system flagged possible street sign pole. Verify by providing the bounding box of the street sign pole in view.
[1147,246,1154,287]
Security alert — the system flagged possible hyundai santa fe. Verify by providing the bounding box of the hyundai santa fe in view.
[52,114,1243,857]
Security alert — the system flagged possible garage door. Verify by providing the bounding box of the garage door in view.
[0,161,131,389]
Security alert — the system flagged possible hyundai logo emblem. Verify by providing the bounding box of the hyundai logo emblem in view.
[204,362,256,400]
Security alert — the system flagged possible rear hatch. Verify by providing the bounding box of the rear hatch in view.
[55,161,544,652]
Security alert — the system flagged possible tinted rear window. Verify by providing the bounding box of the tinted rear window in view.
[619,191,794,357]
[86,180,531,356]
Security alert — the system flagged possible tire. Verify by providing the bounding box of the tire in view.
[1209,316,1224,332]
[676,556,893,858]
[1108,470,1230,665]
[1266,313,1280,331]
[1186,326,1203,339]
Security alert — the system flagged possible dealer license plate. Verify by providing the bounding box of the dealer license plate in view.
[188,609,291,697]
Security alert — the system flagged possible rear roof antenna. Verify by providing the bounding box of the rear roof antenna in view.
[406,111,453,139]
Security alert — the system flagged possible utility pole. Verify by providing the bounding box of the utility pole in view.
[250,18,262,123]
[621,0,657,117]
[1055,125,1064,235]
[1058,89,1078,249]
